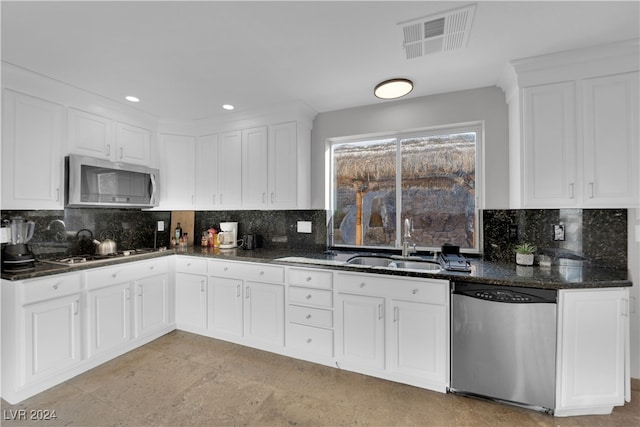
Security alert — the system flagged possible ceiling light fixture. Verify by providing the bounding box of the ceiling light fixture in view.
[374,78,413,99]
[222,104,235,110]
[125,95,140,103]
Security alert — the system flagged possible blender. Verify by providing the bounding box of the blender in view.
[2,217,36,272]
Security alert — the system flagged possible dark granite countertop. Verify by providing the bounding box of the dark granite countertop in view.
[1,246,631,290]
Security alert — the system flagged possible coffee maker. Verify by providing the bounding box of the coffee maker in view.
[217,222,239,249]
[2,217,36,273]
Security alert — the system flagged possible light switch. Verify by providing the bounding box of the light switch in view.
[157,221,165,232]
[0,227,10,244]
[297,221,312,233]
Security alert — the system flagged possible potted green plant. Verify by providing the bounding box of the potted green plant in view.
[514,242,536,266]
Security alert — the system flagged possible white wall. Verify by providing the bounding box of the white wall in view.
[309,86,509,210]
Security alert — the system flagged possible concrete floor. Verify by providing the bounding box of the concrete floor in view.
[2,330,639,426]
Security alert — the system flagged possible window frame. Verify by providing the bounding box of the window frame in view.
[327,121,484,254]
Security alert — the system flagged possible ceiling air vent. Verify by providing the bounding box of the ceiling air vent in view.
[400,3,476,59]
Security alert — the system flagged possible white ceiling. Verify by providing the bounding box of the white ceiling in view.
[2,1,639,121]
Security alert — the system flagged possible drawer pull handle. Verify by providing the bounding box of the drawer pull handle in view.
[187,263,191,267]
[306,314,312,319]
[306,294,312,300]
[149,265,154,270]
[306,276,312,282]
[259,271,264,276]
[200,281,205,292]
[412,289,418,295]
[52,284,59,290]
[306,338,312,344]
[224,267,229,271]
[360,282,366,288]
[112,273,118,278]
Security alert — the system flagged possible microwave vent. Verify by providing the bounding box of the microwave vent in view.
[400,3,476,59]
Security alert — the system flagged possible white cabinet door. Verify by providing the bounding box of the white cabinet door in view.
[522,82,577,207]
[582,72,639,206]
[159,133,195,209]
[337,293,385,370]
[175,273,208,330]
[23,294,82,386]
[242,126,269,208]
[67,108,112,159]
[134,274,169,338]
[243,281,285,347]
[556,288,628,415]
[389,299,447,383]
[218,131,243,208]
[2,89,64,209]
[268,122,298,209]
[208,276,243,337]
[195,133,219,209]
[87,283,132,358]
[115,122,151,165]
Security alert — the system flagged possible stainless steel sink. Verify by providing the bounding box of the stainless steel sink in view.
[345,255,440,272]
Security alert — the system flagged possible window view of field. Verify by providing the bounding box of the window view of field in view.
[331,131,477,250]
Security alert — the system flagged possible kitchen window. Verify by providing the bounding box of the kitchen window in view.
[329,122,483,252]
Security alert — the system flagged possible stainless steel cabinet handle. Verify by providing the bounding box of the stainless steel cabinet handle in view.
[200,280,205,293]
[306,294,312,300]
[412,288,418,295]
[106,144,111,157]
[360,282,366,288]
[271,192,275,203]
[306,338,312,344]
[126,288,131,300]
[236,284,241,298]
[262,192,266,203]
[588,182,595,198]
[394,306,399,322]
[306,314,312,319]
[378,304,384,320]
[569,183,575,199]
[245,286,250,299]
[212,194,216,205]
[52,283,60,290]
[119,147,124,159]
[138,285,143,297]
[306,276,312,282]
[55,188,60,202]
[220,194,223,205]
[74,300,79,316]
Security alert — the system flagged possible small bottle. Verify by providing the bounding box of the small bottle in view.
[174,223,182,242]
[182,232,188,247]
[201,231,209,247]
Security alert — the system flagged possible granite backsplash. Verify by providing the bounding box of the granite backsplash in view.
[483,209,627,270]
[1,209,328,257]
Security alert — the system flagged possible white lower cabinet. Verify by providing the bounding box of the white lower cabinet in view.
[87,282,131,358]
[207,259,285,351]
[175,272,208,331]
[244,281,285,347]
[336,272,450,392]
[134,274,170,338]
[208,276,244,337]
[24,293,82,386]
[555,287,629,416]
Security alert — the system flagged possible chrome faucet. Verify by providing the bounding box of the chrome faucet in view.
[402,218,416,258]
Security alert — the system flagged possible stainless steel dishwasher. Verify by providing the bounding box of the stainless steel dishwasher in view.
[450,281,557,413]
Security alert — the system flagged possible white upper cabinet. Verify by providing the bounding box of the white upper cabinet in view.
[159,133,196,209]
[501,40,639,209]
[522,82,577,207]
[242,126,269,208]
[195,133,220,210]
[68,108,151,165]
[115,122,151,165]
[269,122,301,209]
[582,72,639,206]
[217,130,243,209]
[2,89,64,209]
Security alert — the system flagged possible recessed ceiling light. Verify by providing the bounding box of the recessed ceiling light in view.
[125,96,140,103]
[222,104,235,110]
[374,78,413,99]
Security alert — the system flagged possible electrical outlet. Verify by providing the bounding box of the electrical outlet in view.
[0,227,10,244]
[157,221,165,232]
[508,224,518,240]
[553,224,565,241]
[297,221,312,233]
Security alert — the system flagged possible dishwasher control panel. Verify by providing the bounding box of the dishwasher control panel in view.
[474,290,532,302]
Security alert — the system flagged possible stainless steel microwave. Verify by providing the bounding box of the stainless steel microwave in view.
[65,154,159,208]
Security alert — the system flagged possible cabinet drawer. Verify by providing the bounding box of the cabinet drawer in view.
[288,268,333,289]
[23,273,83,304]
[86,258,168,290]
[286,323,334,357]
[289,287,333,308]
[135,258,169,276]
[288,304,333,328]
[209,259,284,283]
[175,256,207,275]
[337,272,448,305]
